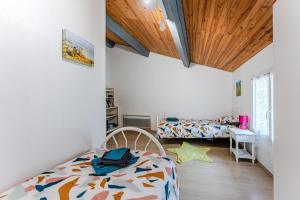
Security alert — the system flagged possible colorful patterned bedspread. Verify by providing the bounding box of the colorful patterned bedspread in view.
[157,119,231,139]
[0,149,178,200]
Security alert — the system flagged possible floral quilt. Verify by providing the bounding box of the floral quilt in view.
[157,119,232,139]
[0,149,178,200]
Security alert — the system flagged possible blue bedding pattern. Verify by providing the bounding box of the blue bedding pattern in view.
[157,119,231,139]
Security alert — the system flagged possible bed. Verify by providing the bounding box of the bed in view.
[0,127,179,200]
[157,117,233,139]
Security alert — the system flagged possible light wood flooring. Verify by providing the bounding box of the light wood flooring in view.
[107,131,273,200]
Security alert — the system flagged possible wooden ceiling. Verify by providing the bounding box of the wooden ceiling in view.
[106,0,275,72]
[106,30,128,47]
[106,0,179,58]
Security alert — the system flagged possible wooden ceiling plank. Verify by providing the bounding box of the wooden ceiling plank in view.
[126,1,160,46]
[213,1,253,66]
[184,0,193,59]
[149,5,178,57]
[194,0,206,64]
[231,0,267,36]
[199,31,208,65]
[204,32,215,65]
[199,1,210,65]
[210,34,230,67]
[216,3,273,67]
[224,29,273,71]
[208,0,231,67]
[218,36,248,68]
[223,0,240,34]
[227,1,256,35]
[218,8,273,68]
[210,0,225,34]
[123,1,157,49]
[106,30,128,46]
[228,37,272,71]
[107,1,150,47]
[133,0,179,58]
[206,34,223,67]
[125,19,154,49]
[106,15,150,57]
[202,0,216,65]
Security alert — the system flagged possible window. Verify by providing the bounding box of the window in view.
[252,73,274,142]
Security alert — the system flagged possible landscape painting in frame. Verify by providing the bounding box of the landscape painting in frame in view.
[236,80,242,96]
[62,29,94,67]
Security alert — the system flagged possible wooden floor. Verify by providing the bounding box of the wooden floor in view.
[107,132,273,200]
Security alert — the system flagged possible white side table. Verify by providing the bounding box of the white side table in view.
[229,128,256,164]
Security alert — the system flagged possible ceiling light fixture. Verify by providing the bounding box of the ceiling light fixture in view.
[143,0,152,4]
[159,20,166,31]
[140,0,158,10]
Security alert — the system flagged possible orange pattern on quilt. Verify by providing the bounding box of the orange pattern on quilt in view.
[72,168,81,172]
[137,172,164,180]
[142,182,154,188]
[58,177,79,200]
[100,178,108,188]
[135,160,149,167]
[88,183,96,189]
[113,191,124,200]
[37,176,45,183]
[71,161,91,166]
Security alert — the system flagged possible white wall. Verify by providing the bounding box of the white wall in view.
[107,48,233,130]
[274,1,300,199]
[106,47,111,87]
[232,44,274,173]
[0,0,106,192]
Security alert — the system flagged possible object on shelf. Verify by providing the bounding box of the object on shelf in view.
[106,99,115,108]
[107,122,118,131]
[106,88,119,134]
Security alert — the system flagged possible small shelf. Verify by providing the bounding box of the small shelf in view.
[106,106,118,110]
[106,114,118,120]
[106,88,118,135]
[232,149,253,159]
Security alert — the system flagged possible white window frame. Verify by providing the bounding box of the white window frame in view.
[252,72,274,143]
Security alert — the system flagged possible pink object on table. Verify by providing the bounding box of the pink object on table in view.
[239,115,249,129]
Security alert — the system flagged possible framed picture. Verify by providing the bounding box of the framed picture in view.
[236,80,242,96]
[62,29,94,67]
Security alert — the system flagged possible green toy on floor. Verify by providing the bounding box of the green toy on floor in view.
[167,142,213,163]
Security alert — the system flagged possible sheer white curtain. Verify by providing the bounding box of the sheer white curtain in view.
[253,73,273,142]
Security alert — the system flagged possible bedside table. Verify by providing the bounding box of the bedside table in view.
[229,128,256,164]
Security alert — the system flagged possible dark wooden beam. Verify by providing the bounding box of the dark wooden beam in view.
[160,0,190,67]
[106,38,115,48]
[106,16,150,57]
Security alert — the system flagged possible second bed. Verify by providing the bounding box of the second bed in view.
[157,118,233,139]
